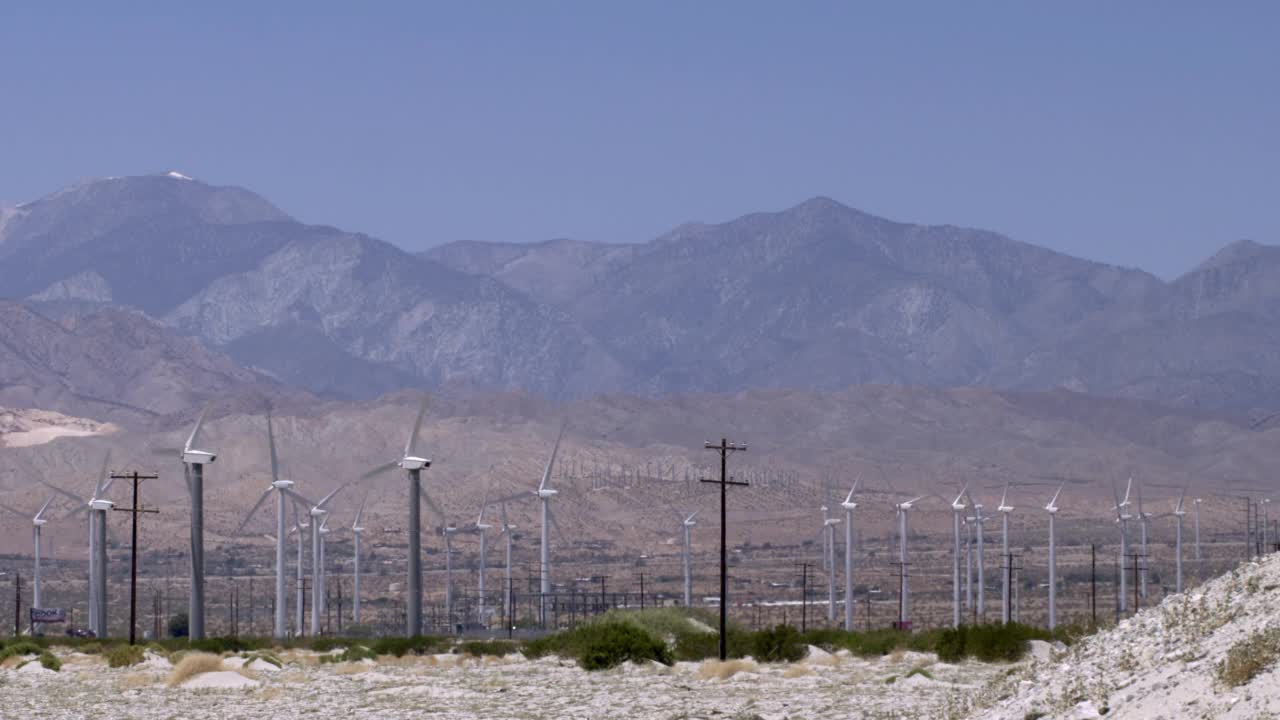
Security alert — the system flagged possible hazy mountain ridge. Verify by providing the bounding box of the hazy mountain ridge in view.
[1,174,1277,410]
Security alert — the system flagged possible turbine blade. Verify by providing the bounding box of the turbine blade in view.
[266,410,280,485]
[354,495,368,528]
[1111,479,1122,516]
[280,487,318,511]
[236,488,275,535]
[686,510,699,523]
[500,501,509,529]
[1049,483,1064,508]
[185,405,210,453]
[38,478,83,507]
[404,397,429,458]
[93,450,112,498]
[316,484,345,510]
[1177,486,1187,513]
[35,495,56,521]
[360,461,400,481]
[538,421,567,492]
[999,482,1009,508]
[421,488,446,524]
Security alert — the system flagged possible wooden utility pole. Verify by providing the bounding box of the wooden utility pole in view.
[795,562,812,632]
[1090,544,1097,627]
[13,573,20,637]
[111,472,160,645]
[701,438,748,661]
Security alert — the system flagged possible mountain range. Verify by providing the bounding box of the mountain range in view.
[2,173,1277,415]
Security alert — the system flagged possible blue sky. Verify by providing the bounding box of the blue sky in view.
[1,2,1276,278]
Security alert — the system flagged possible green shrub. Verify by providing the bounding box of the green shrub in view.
[750,625,805,663]
[578,622,672,671]
[0,641,43,661]
[455,640,518,657]
[932,622,1051,663]
[188,637,260,654]
[241,651,284,669]
[168,613,189,638]
[935,627,967,662]
[371,636,443,657]
[308,637,347,653]
[320,645,378,664]
[78,642,104,655]
[38,651,61,672]
[105,644,146,668]
[1217,627,1280,687]
[905,666,933,680]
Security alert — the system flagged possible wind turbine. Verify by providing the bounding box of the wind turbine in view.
[280,485,344,636]
[291,503,309,635]
[1193,497,1202,561]
[894,494,924,628]
[359,398,432,637]
[681,511,698,608]
[43,453,115,637]
[840,478,860,631]
[180,407,217,640]
[822,506,841,624]
[1112,478,1133,613]
[441,522,458,632]
[997,483,1014,624]
[949,484,968,628]
[0,496,57,634]
[471,496,492,628]
[966,489,987,622]
[318,515,331,624]
[1045,484,1063,631]
[352,496,367,626]
[500,502,515,626]
[1173,488,1188,593]
[1136,482,1151,599]
[535,423,566,627]
[235,411,293,639]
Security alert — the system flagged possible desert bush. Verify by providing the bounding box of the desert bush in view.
[905,666,933,680]
[241,651,284,669]
[165,653,225,687]
[371,635,444,657]
[308,637,347,653]
[168,613,189,638]
[933,623,1052,663]
[750,625,805,663]
[1217,627,1280,687]
[38,651,61,672]
[105,644,146,668]
[526,619,673,670]
[320,645,377,664]
[188,636,260,654]
[455,640,518,657]
[0,641,43,661]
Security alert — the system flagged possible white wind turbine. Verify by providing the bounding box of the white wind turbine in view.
[949,484,968,628]
[894,493,925,627]
[352,496,368,626]
[0,496,57,633]
[681,511,698,608]
[500,502,516,626]
[1173,487,1188,593]
[1112,478,1133,613]
[1193,497,1202,561]
[1136,482,1151,599]
[1045,484,1063,631]
[472,500,492,628]
[966,489,988,622]
[359,398,432,637]
[441,522,458,632]
[290,503,309,635]
[822,506,841,624]
[179,407,217,640]
[43,452,114,637]
[318,515,331,623]
[235,411,293,639]
[997,483,1014,624]
[840,478,860,631]
[281,485,345,636]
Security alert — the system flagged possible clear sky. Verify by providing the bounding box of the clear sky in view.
[1,2,1276,279]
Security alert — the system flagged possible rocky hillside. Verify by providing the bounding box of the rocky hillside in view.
[969,551,1280,719]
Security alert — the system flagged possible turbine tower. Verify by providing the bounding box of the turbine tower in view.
[292,504,309,635]
[1136,482,1151,599]
[681,511,698,608]
[967,489,987,622]
[997,484,1014,625]
[894,494,924,628]
[352,496,367,626]
[500,502,515,626]
[442,523,458,632]
[535,423,566,626]
[1193,497,1202,561]
[0,496,57,634]
[1173,488,1187,593]
[950,484,968,628]
[359,398,432,637]
[43,453,114,637]
[822,506,841,624]
[235,411,293,639]
[1045,484,1063,631]
[473,499,492,628]
[1112,478,1133,613]
[181,407,217,640]
[840,478,860,631]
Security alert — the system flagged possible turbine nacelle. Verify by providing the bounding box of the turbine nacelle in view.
[824,517,841,526]
[841,500,858,511]
[33,517,49,527]
[399,456,431,471]
[183,449,217,465]
[537,488,558,499]
[89,499,114,511]
[271,479,295,490]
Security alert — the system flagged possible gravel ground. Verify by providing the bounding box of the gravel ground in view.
[0,645,1007,719]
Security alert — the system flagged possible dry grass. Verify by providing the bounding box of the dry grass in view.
[698,659,757,680]
[331,662,372,675]
[1217,627,1280,687]
[782,664,814,678]
[165,653,225,688]
[278,670,309,683]
[887,648,907,663]
[255,687,285,701]
[0,656,24,669]
[116,672,155,689]
[376,654,420,668]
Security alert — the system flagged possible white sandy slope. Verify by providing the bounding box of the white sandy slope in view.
[0,407,115,447]
[966,552,1280,719]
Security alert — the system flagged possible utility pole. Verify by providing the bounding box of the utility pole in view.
[111,472,160,645]
[638,573,645,610]
[701,438,748,661]
[1130,552,1141,614]
[507,577,514,640]
[1090,544,1097,627]
[13,573,20,637]
[795,562,811,632]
